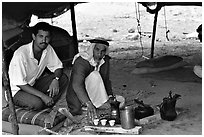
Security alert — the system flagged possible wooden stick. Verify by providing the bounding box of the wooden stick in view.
[2,45,19,135]
[150,10,159,58]
[70,2,79,55]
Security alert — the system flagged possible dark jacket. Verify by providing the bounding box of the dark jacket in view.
[68,55,113,104]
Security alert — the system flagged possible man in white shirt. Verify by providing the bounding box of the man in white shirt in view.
[8,22,68,110]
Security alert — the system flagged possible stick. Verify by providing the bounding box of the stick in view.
[2,45,19,135]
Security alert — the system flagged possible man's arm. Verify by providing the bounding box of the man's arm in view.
[47,68,63,97]
[72,57,97,121]
[46,45,63,97]
[101,55,113,96]
[72,58,91,104]
[53,68,63,79]
[17,84,54,106]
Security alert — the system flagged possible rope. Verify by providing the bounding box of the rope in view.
[135,2,145,58]
[163,6,170,41]
[135,3,141,35]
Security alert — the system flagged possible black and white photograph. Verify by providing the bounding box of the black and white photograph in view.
[2,1,202,135]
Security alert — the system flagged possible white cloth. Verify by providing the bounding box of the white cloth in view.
[72,40,108,71]
[8,41,63,97]
[194,65,202,78]
[85,71,109,108]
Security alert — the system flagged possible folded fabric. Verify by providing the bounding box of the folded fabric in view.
[135,55,183,68]
[132,60,188,74]
[2,106,66,129]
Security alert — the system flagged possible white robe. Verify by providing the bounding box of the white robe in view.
[85,71,109,108]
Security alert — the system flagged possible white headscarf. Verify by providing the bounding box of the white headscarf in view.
[72,40,109,71]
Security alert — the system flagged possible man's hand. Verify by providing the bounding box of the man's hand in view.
[47,79,59,97]
[108,95,115,104]
[86,101,97,123]
[40,94,54,106]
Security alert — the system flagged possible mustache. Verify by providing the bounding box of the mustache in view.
[40,42,48,45]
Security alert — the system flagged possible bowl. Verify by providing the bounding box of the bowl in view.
[100,119,107,126]
[109,120,115,126]
[93,119,99,126]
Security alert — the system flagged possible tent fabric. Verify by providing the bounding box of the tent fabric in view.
[2,2,74,21]
[2,2,78,64]
[2,2,78,32]
[139,2,202,14]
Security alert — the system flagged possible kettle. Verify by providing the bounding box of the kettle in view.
[158,91,181,121]
[134,98,154,120]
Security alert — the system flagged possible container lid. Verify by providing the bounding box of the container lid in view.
[121,105,133,110]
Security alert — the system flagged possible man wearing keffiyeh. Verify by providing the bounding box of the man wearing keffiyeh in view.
[66,38,116,120]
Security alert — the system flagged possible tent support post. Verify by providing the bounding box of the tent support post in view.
[2,45,19,135]
[70,2,78,55]
[150,10,159,58]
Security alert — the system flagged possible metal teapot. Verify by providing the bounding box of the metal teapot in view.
[110,96,121,124]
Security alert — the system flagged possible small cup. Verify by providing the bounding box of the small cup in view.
[93,119,99,126]
[109,120,115,126]
[100,119,107,126]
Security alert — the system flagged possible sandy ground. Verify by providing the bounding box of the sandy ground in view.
[3,2,202,135]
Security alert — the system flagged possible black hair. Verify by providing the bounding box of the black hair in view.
[196,24,202,33]
[196,24,202,42]
[32,22,52,36]
[88,39,109,46]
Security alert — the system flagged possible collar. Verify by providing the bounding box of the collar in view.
[29,41,48,59]
[89,57,105,71]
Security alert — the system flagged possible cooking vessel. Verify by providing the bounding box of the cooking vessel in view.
[134,99,154,120]
[120,105,135,129]
[110,97,121,124]
[134,106,154,120]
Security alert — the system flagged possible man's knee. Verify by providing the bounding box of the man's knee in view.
[23,96,46,110]
[14,95,45,111]
[28,100,45,111]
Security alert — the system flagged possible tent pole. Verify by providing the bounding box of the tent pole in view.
[150,10,159,58]
[70,3,79,55]
[2,44,19,135]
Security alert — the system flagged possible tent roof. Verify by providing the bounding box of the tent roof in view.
[140,2,202,14]
[2,2,78,22]
[2,2,80,40]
